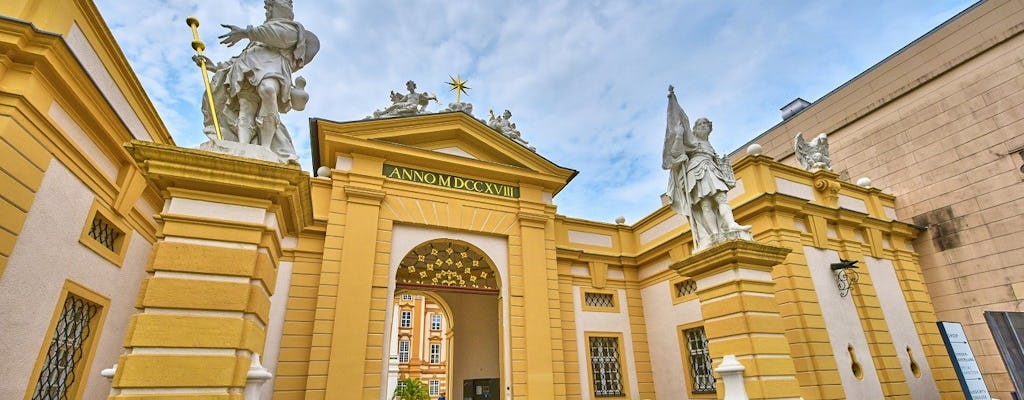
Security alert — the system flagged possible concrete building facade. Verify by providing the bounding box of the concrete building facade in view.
[735,1,1024,396]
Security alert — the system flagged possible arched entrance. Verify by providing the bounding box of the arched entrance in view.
[385,239,503,400]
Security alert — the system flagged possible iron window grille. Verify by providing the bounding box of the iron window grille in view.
[589,336,624,397]
[675,279,697,298]
[584,292,615,308]
[31,294,100,400]
[398,340,410,363]
[87,213,122,253]
[684,327,716,393]
[400,311,412,328]
[429,343,441,364]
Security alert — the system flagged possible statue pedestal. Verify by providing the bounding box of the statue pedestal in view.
[108,141,312,399]
[199,138,295,165]
[671,240,802,400]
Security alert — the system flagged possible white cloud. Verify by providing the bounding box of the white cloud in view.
[94,0,975,223]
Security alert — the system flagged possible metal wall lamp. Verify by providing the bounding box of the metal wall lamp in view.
[830,259,859,298]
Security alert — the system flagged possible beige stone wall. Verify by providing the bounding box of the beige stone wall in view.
[739,0,1024,395]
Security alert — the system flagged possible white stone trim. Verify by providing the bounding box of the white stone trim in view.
[65,23,153,142]
[568,230,613,248]
[151,270,250,284]
[838,194,869,214]
[434,147,476,159]
[639,214,686,246]
[165,197,266,224]
[774,177,814,200]
[335,155,353,171]
[865,257,940,399]
[47,101,118,180]
[163,236,259,250]
[696,268,773,290]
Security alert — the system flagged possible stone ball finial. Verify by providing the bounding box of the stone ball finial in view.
[747,143,762,156]
[615,216,626,225]
[316,166,332,178]
[856,177,872,188]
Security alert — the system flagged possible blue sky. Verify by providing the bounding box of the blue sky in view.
[94,0,976,224]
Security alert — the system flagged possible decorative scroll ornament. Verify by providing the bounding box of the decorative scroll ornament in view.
[831,259,859,297]
[814,177,842,206]
[396,240,498,292]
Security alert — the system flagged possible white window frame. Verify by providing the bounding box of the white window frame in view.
[400,310,412,328]
[429,379,440,395]
[429,343,441,364]
[398,339,410,363]
[431,314,442,330]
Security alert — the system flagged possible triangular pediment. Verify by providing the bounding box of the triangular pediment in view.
[311,112,576,194]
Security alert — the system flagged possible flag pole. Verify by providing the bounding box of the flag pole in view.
[186,17,223,140]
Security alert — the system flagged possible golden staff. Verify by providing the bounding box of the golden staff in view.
[186,16,223,140]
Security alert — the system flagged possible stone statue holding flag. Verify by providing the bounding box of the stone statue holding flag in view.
[662,85,751,251]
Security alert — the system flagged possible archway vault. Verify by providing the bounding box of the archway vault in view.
[396,239,500,294]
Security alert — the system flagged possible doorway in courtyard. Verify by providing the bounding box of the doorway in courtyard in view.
[385,239,503,400]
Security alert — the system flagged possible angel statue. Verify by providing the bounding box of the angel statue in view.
[794,133,832,171]
[194,0,319,164]
[662,85,751,251]
[367,80,439,119]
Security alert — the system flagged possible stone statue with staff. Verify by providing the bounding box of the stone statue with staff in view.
[188,0,319,164]
[662,85,751,251]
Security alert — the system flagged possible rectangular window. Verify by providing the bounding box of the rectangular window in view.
[397,381,407,391]
[429,379,440,396]
[684,327,716,393]
[674,279,697,298]
[589,336,624,397]
[32,293,101,400]
[581,290,620,313]
[401,294,413,301]
[429,343,441,364]
[431,314,442,330]
[585,292,615,308]
[78,202,130,266]
[399,339,410,363]
[400,310,412,328]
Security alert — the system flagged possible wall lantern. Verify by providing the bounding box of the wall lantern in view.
[830,259,859,297]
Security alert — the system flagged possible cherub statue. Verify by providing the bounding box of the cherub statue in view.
[487,109,520,138]
[487,109,535,151]
[662,85,751,251]
[794,133,832,171]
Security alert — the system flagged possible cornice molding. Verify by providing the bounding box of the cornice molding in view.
[125,140,313,237]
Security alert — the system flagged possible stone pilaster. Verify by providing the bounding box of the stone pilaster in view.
[109,141,311,399]
[671,240,802,400]
[516,211,557,399]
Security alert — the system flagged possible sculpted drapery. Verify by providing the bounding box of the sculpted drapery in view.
[662,86,751,251]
